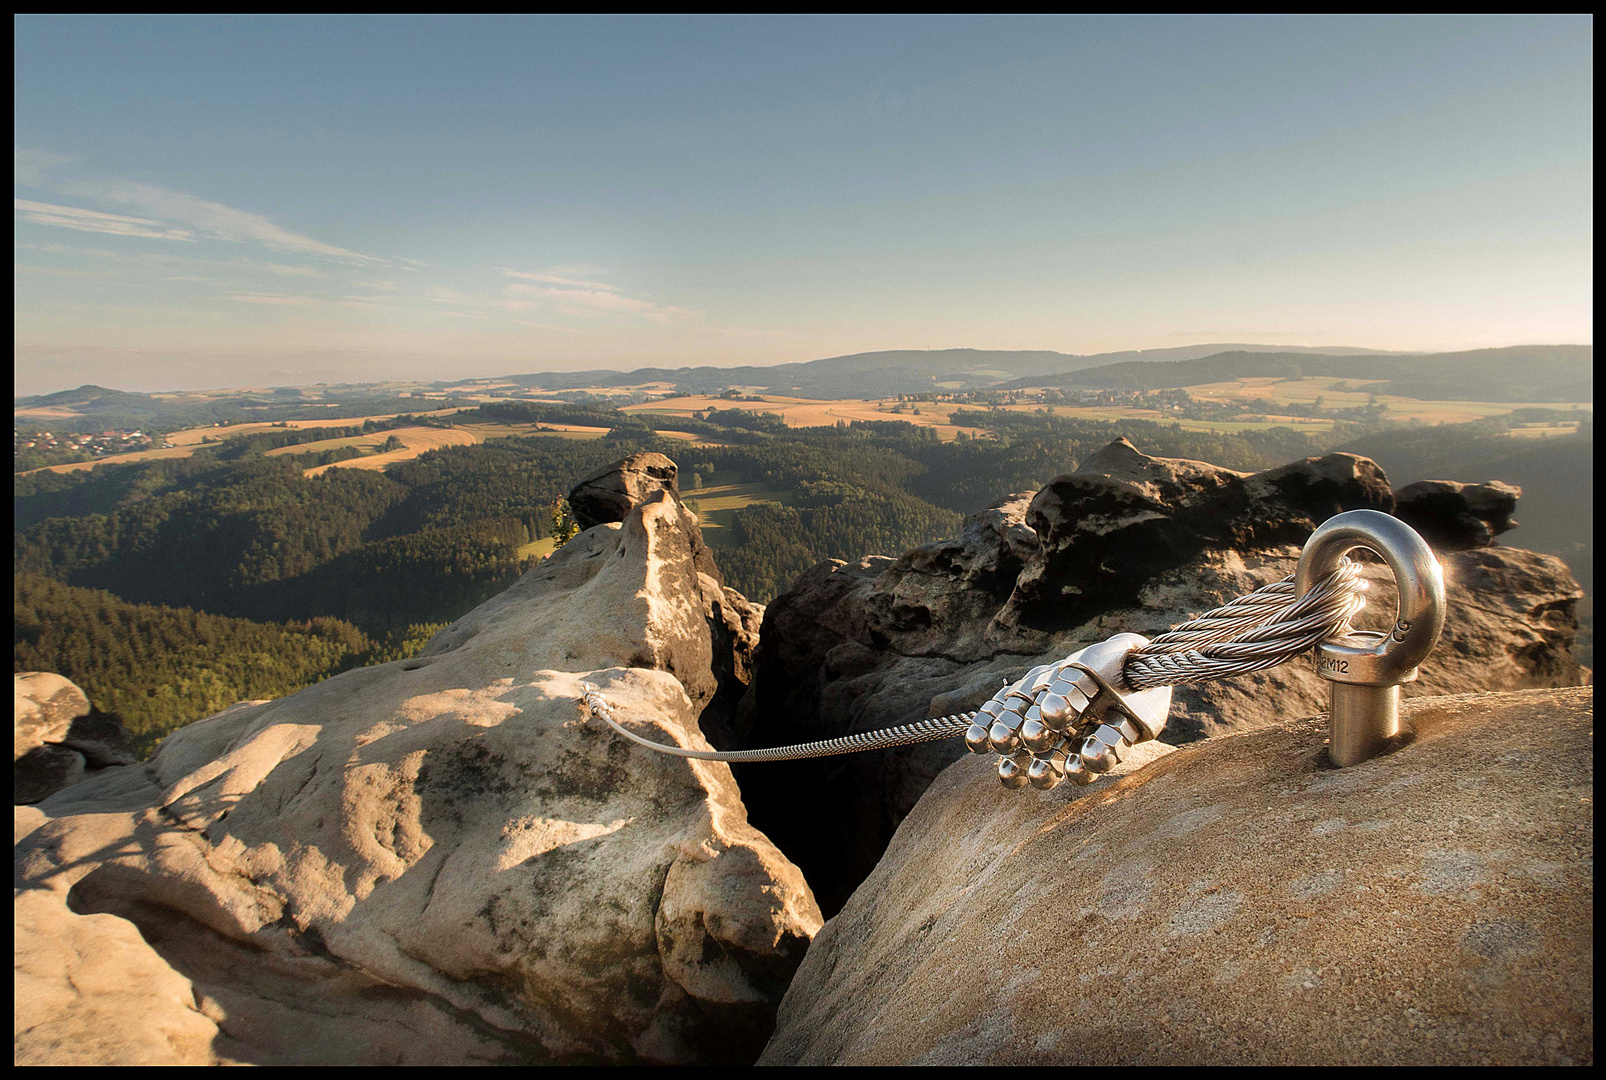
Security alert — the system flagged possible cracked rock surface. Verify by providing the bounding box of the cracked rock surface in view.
[737,439,1587,914]
[761,686,1594,1066]
[14,487,817,1065]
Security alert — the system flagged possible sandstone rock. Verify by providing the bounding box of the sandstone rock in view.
[58,712,138,768]
[14,744,87,807]
[16,673,141,805]
[15,672,90,761]
[568,451,681,530]
[761,687,1594,1066]
[1000,439,1393,633]
[736,440,1585,914]
[14,885,228,1065]
[1395,480,1521,550]
[15,489,817,1065]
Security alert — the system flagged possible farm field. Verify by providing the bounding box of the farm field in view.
[1181,377,1593,424]
[303,426,480,477]
[15,409,469,475]
[681,482,793,539]
[164,408,465,445]
[988,401,1337,434]
[453,421,614,441]
[624,394,989,441]
[1505,423,1589,438]
[517,537,559,560]
[25,445,197,475]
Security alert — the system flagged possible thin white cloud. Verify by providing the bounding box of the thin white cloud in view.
[15,198,194,240]
[63,180,384,263]
[500,267,694,323]
[503,269,620,291]
[255,262,329,278]
[14,148,71,187]
[227,293,324,307]
[505,281,694,323]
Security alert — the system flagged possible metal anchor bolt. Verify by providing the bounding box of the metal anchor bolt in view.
[1295,510,1447,768]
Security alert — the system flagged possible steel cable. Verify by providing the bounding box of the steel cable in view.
[582,559,1366,763]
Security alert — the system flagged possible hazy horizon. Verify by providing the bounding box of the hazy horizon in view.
[16,340,1598,400]
[16,15,1594,394]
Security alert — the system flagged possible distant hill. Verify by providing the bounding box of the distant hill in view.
[491,344,1397,400]
[1008,345,1593,403]
[12,384,476,434]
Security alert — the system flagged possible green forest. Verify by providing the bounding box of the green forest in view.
[14,402,1593,754]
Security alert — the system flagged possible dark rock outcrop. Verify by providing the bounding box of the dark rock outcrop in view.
[15,673,137,805]
[736,440,1587,914]
[568,451,681,530]
[999,439,1393,633]
[1395,479,1521,550]
[761,687,1594,1066]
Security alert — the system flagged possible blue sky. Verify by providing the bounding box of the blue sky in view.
[14,15,1594,393]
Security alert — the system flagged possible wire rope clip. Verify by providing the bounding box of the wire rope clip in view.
[965,633,1172,791]
[1296,510,1446,768]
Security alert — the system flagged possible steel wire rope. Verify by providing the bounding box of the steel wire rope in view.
[582,558,1365,763]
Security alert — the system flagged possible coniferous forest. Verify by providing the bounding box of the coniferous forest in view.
[15,405,1592,751]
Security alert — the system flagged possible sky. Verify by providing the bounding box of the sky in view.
[13,15,1595,395]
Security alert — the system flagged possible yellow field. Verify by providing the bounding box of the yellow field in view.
[13,406,85,420]
[517,537,559,560]
[303,427,480,477]
[454,421,614,441]
[1183,377,1593,425]
[1505,423,1588,438]
[681,482,792,535]
[622,394,988,441]
[163,408,464,446]
[25,445,196,475]
[15,409,471,475]
[988,401,1337,434]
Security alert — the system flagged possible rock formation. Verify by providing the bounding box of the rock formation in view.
[761,686,1594,1066]
[1395,479,1521,550]
[568,451,681,530]
[15,673,137,805]
[736,440,1587,913]
[14,481,817,1065]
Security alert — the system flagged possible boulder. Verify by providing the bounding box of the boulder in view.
[1395,480,1521,550]
[568,451,681,530]
[761,686,1594,1066]
[15,672,90,760]
[736,440,1586,914]
[14,884,228,1065]
[15,673,137,805]
[14,487,818,1065]
[14,744,87,807]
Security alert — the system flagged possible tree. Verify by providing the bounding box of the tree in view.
[545,496,580,548]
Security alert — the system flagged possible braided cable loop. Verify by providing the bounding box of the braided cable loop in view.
[1123,558,1366,690]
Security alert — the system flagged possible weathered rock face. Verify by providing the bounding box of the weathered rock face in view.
[14,483,817,1065]
[1395,479,1521,550]
[568,451,681,530]
[15,673,137,805]
[761,686,1594,1066]
[737,440,1587,914]
[15,672,88,760]
[999,439,1394,633]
